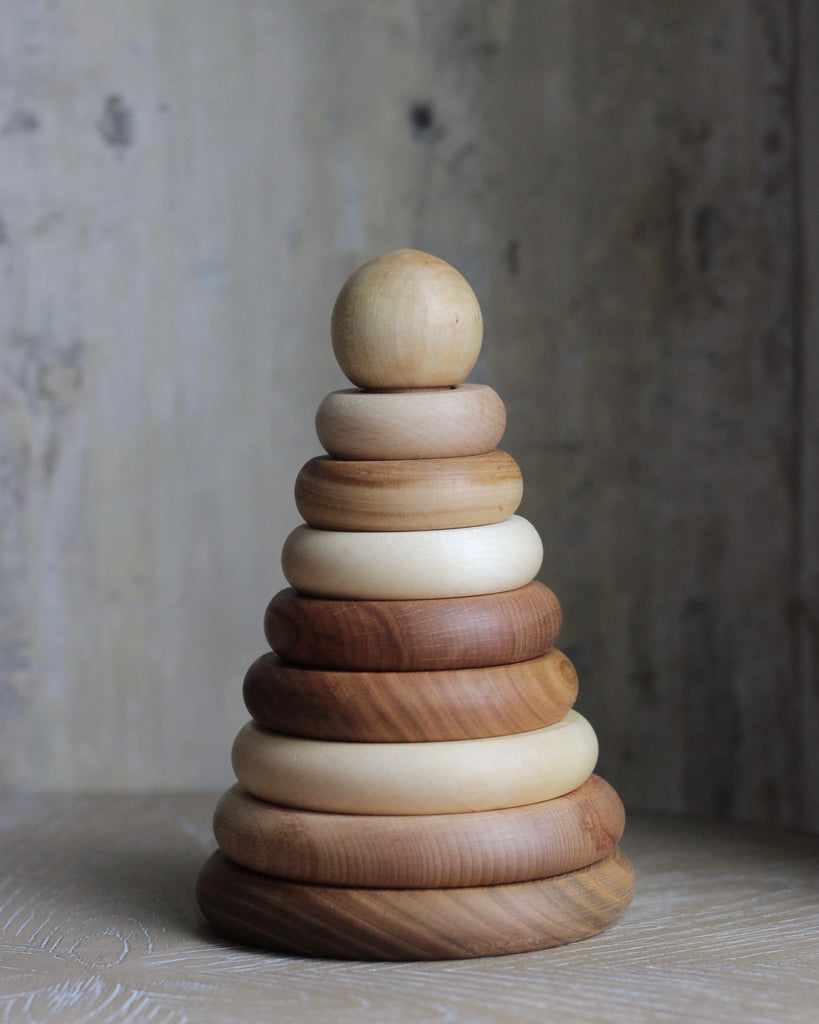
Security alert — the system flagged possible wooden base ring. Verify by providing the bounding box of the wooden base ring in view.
[243,648,577,742]
[231,710,598,815]
[281,515,543,600]
[294,451,523,532]
[196,847,635,960]
[264,581,562,671]
[315,384,506,461]
[213,775,624,888]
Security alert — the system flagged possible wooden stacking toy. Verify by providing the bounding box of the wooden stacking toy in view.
[196,248,634,960]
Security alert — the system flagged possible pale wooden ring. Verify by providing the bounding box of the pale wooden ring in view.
[196,847,635,960]
[231,709,598,815]
[243,648,577,741]
[264,582,562,671]
[281,515,543,600]
[213,775,624,888]
[294,451,523,532]
[315,384,506,460]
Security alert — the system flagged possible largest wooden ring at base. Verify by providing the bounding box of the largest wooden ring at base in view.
[265,581,562,671]
[231,710,598,815]
[243,648,578,742]
[315,384,507,460]
[281,516,543,600]
[196,847,635,961]
[213,775,624,888]
[294,451,523,532]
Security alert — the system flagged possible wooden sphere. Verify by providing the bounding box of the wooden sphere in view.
[243,649,577,742]
[196,847,635,960]
[315,384,506,460]
[213,775,624,888]
[281,515,543,600]
[294,451,523,531]
[330,249,483,389]
[264,582,562,671]
[231,710,598,815]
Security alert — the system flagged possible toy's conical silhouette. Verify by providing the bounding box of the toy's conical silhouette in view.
[196,249,634,960]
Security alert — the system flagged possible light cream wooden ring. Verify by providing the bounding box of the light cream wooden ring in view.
[213,775,624,887]
[330,249,483,389]
[281,515,543,600]
[243,649,577,741]
[294,451,523,532]
[315,384,506,460]
[231,709,598,815]
[196,847,635,960]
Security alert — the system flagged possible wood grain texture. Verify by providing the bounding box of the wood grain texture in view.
[195,847,634,961]
[1,793,818,1022]
[231,711,598,815]
[294,451,523,531]
[243,648,577,742]
[0,1,815,831]
[281,515,543,599]
[315,384,507,460]
[330,249,483,389]
[264,582,562,671]
[212,775,624,887]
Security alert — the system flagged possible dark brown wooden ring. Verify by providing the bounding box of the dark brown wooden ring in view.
[212,775,624,888]
[294,451,523,531]
[243,648,577,741]
[196,847,635,961]
[264,581,562,671]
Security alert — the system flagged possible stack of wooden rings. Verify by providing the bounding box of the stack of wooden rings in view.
[196,249,635,960]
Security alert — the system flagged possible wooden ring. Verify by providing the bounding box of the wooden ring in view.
[294,451,523,532]
[243,648,577,741]
[315,384,506,460]
[196,847,635,960]
[264,582,562,671]
[231,710,598,815]
[213,775,624,888]
[281,515,543,600]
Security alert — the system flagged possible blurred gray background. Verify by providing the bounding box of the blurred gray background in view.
[1,1,816,830]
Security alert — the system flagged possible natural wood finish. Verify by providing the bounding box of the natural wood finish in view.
[243,648,577,741]
[264,582,562,671]
[330,249,483,389]
[196,847,634,961]
[315,384,507,461]
[281,515,543,599]
[212,775,623,887]
[294,451,523,531]
[2,793,818,1019]
[231,710,598,815]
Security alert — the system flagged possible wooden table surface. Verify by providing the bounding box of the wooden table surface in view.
[0,793,816,1024]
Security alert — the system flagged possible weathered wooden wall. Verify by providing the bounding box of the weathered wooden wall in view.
[1,1,816,828]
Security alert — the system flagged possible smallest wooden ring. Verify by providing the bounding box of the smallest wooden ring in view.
[243,648,578,742]
[315,384,507,460]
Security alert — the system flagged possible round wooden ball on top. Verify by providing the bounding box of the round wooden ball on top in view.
[331,249,483,389]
